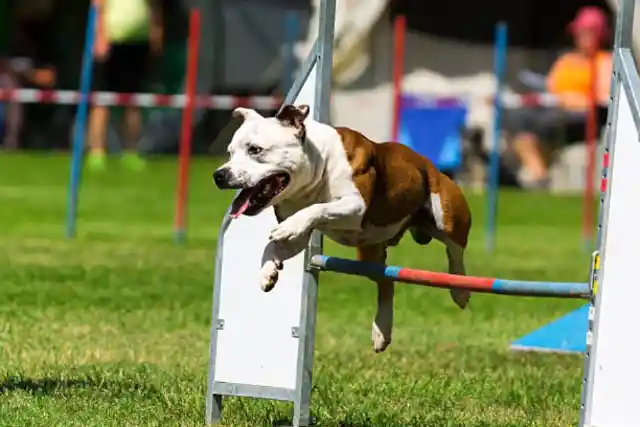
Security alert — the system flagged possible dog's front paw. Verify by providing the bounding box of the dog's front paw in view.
[269,217,310,242]
[259,260,282,292]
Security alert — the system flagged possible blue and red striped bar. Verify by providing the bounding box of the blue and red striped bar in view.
[309,255,591,299]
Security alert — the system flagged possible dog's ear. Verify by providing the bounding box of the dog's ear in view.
[296,104,310,119]
[210,108,259,155]
[232,107,262,121]
[209,116,243,155]
[276,104,310,130]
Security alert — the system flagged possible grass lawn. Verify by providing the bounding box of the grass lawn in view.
[0,153,593,426]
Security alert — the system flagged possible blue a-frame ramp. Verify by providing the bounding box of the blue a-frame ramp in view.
[510,304,589,353]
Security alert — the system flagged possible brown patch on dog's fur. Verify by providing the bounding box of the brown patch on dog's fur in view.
[335,127,471,249]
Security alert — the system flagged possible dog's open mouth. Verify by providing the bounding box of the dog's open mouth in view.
[230,172,290,218]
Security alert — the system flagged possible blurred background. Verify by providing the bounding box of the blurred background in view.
[0,2,631,424]
[0,0,623,193]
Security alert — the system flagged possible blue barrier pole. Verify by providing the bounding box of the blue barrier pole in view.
[283,10,299,92]
[485,22,508,252]
[65,5,97,239]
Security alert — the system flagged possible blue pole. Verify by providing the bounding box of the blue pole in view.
[65,5,97,239]
[485,22,508,252]
[283,10,299,92]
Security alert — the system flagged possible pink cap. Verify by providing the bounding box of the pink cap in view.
[569,6,610,40]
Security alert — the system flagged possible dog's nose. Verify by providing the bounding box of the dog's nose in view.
[213,168,231,189]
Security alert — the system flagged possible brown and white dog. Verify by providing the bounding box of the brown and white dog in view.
[213,104,472,353]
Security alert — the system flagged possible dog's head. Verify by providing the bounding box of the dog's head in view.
[213,104,313,218]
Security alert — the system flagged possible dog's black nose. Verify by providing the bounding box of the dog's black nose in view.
[213,168,231,189]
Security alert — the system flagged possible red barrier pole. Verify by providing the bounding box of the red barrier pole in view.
[583,55,598,250]
[391,14,406,141]
[174,9,201,244]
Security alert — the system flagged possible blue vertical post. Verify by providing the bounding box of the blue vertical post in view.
[485,22,508,252]
[283,10,299,92]
[65,5,97,239]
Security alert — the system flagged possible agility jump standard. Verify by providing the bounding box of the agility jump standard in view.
[205,0,334,425]
[207,0,640,425]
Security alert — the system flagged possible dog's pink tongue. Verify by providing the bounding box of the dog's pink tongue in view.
[230,198,251,219]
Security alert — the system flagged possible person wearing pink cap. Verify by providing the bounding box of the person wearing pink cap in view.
[504,6,613,188]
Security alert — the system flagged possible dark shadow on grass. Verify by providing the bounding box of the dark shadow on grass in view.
[0,375,155,397]
[337,423,373,427]
[272,418,373,427]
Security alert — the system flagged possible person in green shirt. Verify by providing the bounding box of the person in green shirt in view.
[87,0,163,171]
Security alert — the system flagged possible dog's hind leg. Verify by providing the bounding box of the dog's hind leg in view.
[445,241,470,309]
[358,244,394,353]
[410,194,471,309]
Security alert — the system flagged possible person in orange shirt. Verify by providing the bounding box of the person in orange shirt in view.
[504,6,612,188]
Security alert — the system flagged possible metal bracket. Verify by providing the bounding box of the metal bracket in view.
[291,327,299,338]
[305,261,320,273]
[216,319,225,330]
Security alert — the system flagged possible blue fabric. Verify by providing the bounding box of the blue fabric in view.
[398,94,467,172]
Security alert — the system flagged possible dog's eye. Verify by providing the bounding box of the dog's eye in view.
[247,145,263,155]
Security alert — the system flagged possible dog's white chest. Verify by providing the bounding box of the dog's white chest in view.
[319,217,410,247]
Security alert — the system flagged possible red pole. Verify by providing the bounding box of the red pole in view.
[174,9,201,243]
[583,55,598,250]
[391,14,406,141]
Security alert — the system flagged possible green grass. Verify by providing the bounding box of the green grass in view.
[0,153,593,426]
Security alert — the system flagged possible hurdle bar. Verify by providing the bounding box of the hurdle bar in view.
[309,255,592,299]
